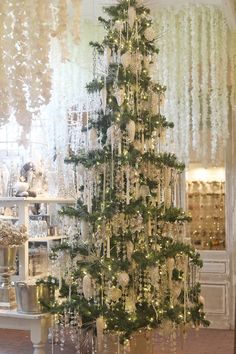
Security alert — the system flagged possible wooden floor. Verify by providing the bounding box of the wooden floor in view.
[0,328,234,354]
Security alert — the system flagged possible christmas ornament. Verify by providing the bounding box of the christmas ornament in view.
[82,274,93,300]
[121,52,132,69]
[143,55,151,70]
[107,287,122,302]
[114,20,123,31]
[130,52,143,73]
[104,46,112,67]
[125,296,136,313]
[126,241,134,261]
[126,119,136,142]
[149,266,159,288]
[117,271,130,287]
[115,86,125,106]
[100,87,107,112]
[144,27,156,41]
[128,7,136,28]
[198,295,205,305]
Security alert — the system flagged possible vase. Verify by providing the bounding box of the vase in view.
[0,246,17,309]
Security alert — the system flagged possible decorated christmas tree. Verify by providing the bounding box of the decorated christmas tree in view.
[50,1,209,353]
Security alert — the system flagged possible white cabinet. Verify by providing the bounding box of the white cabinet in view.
[0,197,74,281]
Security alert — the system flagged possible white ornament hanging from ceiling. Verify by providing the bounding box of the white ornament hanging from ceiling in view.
[154,5,232,163]
[0,0,82,146]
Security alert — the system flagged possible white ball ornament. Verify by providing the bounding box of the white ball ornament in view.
[117,271,129,287]
[144,27,156,41]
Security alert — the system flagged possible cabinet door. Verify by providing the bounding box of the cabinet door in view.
[186,172,232,329]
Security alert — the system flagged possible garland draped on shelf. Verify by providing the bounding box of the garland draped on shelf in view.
[153,5,234,163]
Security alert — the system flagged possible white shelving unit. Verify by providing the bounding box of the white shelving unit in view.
[0,197,75,281]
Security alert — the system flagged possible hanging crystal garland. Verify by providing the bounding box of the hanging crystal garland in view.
[154,4,232,162]
[0,0,84,144]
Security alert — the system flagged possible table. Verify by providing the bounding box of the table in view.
[0,310,51,354]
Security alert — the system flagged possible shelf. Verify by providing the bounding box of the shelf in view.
[28,235,68,242]
[0,216,19,220]
[0,197,75,204]
[0,197,74,282]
